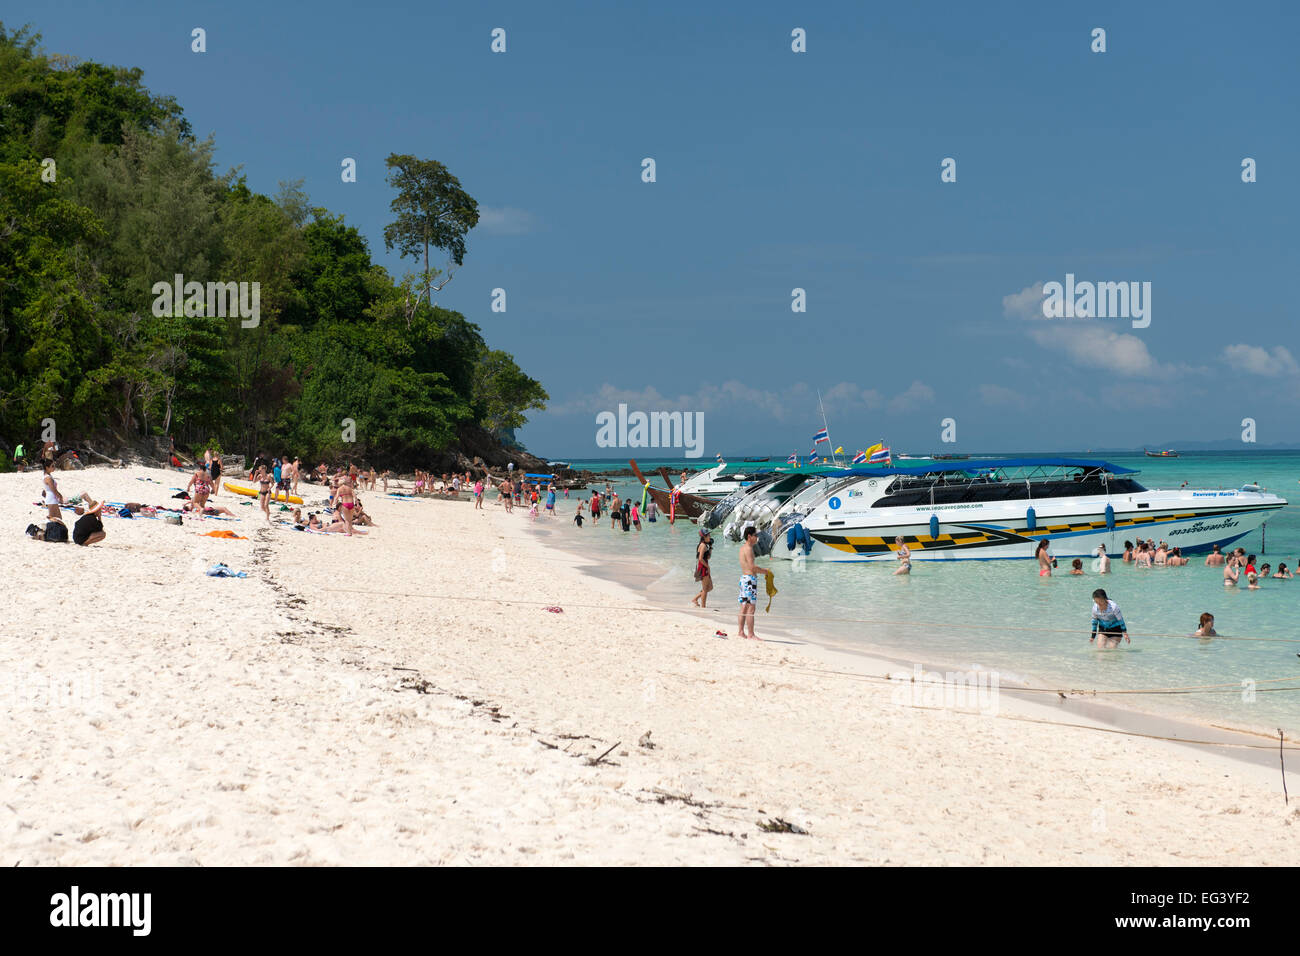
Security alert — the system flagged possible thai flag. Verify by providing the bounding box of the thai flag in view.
[851,450,867,464]
[787,452,798,465]
[869,446,891,463]
[808,448,819,462]
[813,428,829,444]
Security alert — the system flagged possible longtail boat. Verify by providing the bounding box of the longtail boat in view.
[627,459,713,520]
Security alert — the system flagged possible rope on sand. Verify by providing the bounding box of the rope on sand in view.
[913,706,1300,754]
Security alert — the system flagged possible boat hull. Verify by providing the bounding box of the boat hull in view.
[772,494,1283,561]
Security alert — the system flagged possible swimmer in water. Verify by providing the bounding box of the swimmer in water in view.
[1069,558,1084,575]
[1035,539,1052,576]
[1194,612,1216,637]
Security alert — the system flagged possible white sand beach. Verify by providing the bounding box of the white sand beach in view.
[3,465,1298,865]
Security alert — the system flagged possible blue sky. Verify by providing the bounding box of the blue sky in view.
[23,0,1300,455]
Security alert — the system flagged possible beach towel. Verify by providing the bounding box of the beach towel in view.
[205,563,248,578]
[201,529,247,540]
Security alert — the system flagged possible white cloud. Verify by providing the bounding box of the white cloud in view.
[1222,344,1300,378]
[1027,325,1195,380]
[887,380,936,414]
[476,206,535,235]
[1003,282,1046,320]
[821,381,885,412]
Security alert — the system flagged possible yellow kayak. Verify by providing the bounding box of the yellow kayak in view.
[223,481,303,505]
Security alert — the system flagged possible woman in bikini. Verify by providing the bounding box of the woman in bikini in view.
[335,477,357,535]
[254,464,273,523]
[1035,539,1052,576]
[894,535,912,575]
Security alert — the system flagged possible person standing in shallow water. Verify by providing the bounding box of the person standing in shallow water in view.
[1035,539,1053,576]
[692,529,714,607]
[1089,589,1129,648]
[893,536,911,576]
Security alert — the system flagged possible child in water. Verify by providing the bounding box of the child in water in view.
[1194,612,1216,637]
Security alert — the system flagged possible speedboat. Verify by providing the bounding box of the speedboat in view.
[676,462,768,498]
[680,460,842,499]
[769,458,1285,562]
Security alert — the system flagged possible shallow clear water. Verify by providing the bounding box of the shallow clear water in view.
[555,453,1300,735]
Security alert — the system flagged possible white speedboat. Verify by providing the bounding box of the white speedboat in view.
[676,462,768,498]
[769,458,1286,561]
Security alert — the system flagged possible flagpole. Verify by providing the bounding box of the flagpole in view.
[817,389,840,466]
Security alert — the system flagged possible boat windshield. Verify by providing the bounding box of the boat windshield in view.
[873,465,1146,507]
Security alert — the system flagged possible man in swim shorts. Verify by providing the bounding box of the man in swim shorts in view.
[736,526,770,641]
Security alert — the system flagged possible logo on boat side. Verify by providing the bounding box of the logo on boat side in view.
[1167,517,1240,536]
[828,497,841,510]
[594,403,704,458]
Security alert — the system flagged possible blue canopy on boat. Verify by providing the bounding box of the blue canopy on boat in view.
[523,473,556,479]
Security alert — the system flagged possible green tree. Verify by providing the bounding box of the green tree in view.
[473,349,549,435]
[0,159,106,435]
[381,154,479,304]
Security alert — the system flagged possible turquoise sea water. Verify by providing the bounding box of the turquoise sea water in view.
[552,452,1300,735]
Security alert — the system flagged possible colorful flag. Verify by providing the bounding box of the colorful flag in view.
[808,448,819,461]
[787,452,798,465]
[813,428,829,445]
[865,442,883,455]
[834,446,844,455]
[851,450,867,464]
[870,446,891,463]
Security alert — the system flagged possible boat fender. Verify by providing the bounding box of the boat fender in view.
[788,522,813,555]
[1026,506,1037,531]
[1104,503,1115,531]
[929,514,939,540]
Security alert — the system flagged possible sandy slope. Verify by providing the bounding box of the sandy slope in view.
[1,465,1296,865]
